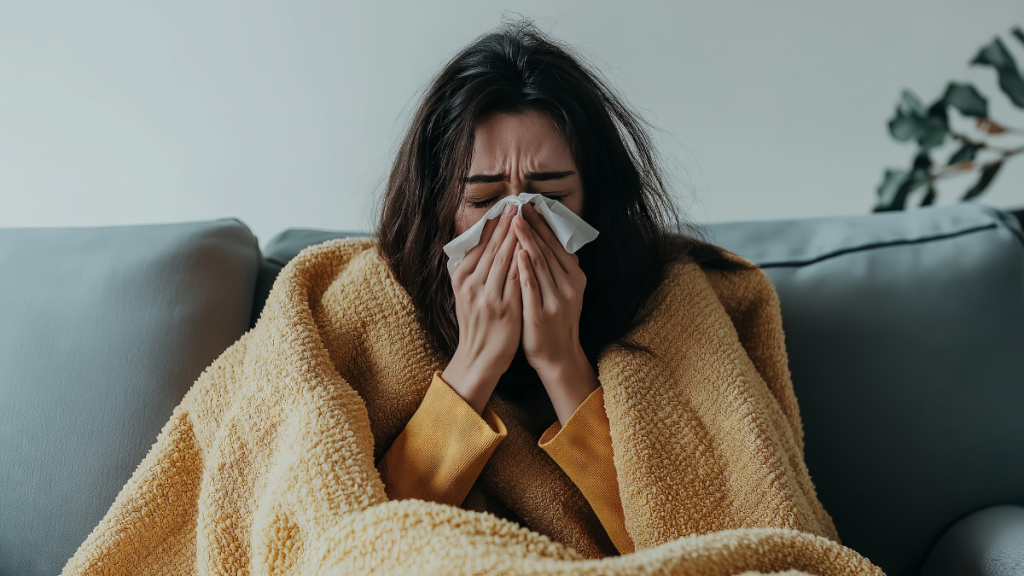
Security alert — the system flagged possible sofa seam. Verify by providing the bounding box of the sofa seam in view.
[757,223,1003,269]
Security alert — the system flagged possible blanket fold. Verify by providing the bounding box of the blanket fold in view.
[63,238,882,576]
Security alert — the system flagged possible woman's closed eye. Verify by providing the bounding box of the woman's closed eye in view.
[468,196,500,209]
[467,194,567,209]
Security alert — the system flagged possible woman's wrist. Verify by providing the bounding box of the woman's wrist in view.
[441,349,504,415]
[534,346,600,426]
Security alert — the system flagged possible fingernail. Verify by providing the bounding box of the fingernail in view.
[503,204,515,216]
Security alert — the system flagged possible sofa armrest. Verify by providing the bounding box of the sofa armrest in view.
[920,505,1024,576]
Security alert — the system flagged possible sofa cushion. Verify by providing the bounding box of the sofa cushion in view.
[0,220,259,576]
[919,505,1024,576]
[709,204,1024,576]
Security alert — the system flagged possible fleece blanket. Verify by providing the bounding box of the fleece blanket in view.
[63,238,882,575]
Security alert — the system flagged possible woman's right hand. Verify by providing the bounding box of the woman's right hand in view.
[441,203,523,414]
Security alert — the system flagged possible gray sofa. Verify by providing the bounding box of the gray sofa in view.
[2,204,1023,576]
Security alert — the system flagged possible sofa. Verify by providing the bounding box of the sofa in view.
[2,204,1023,576]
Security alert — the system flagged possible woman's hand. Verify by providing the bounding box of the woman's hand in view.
[513,203,599,425]
[442,204,523,415]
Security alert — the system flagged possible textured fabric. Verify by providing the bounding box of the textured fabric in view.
[0,219,259,576]
[540,386,633,554]
[380,374,631,554]
[63,238,880,576]
[709,204,1024,576]
[378,371,507,507]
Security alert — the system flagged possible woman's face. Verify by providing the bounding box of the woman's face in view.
[455,110,584,235]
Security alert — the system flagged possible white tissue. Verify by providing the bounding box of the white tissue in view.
[443,193,599,275]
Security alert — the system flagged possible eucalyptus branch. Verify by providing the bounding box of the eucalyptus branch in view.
[948,129,1024,155]
[929,146,1022,181]
[874,25,1024,211]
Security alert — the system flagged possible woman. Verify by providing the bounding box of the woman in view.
[374,22,747,556]
[65,22,874,576]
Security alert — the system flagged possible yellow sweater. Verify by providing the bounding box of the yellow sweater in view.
[377,372,633,553]
[62,238,882,576]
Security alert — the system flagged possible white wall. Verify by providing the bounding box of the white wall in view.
[1,0,1022,244]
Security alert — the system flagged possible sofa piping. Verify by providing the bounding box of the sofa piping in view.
[757,223,1008,269]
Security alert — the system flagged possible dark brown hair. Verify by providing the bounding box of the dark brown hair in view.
[378,21,742,363]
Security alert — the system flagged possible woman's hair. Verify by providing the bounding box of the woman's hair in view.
[378,21,742,362]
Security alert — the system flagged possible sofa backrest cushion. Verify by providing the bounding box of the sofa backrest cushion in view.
[0,220,259,576]
[262,228,366,266]
[709,204,1024,576]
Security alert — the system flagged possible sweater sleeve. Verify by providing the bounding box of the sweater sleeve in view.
[377,371,507,507]
[538,386,635,554]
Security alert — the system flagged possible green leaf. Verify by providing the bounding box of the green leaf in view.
[998,68,1024,108]
[917,117,947,149]
[918,101,948,150]
[875,154,931,211]
[971,37,1024,108]
[889,115,923,141]
[887,90,947,147]
[897,89,926,116]
[962,162,1003,200]
[1012,26,1024,48]
[876,169,909,210]
[948,143,979,165]
[972,37,1017,70]
[888,90,927,141]
[920,185,937,206]
[942,83,988,117]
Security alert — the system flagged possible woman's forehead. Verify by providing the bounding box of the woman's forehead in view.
[470,111,575,172]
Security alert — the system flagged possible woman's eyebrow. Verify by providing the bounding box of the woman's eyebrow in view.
[464,170,576,184]
[464,173,506,184]
[526,170,576,181]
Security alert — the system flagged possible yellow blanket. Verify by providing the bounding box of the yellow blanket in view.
[63,238,882,575]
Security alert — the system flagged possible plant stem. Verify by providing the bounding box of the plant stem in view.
[929,145,1022,182]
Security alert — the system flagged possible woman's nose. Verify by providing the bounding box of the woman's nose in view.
[508,172,528,196]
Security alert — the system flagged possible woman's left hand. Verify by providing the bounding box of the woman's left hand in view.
[513,203,600,425]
